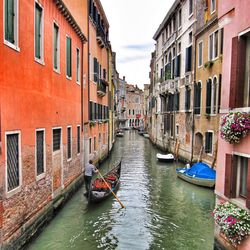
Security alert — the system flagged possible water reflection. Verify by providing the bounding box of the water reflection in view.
[27,130,215,250]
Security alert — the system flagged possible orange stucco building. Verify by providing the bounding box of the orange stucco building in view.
[0,0,88,247]
[88,0,109,163]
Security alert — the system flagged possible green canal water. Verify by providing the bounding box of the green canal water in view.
[27,130,215,250]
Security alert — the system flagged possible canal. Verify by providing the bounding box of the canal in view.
[27,130,215,250]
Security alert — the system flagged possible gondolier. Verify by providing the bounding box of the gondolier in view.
[84,160,97,193]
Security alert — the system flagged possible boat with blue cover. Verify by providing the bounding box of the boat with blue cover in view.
[176,162,216,188]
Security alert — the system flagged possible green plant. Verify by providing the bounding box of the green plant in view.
[204,60,214,68]
[213,201,250,245]
[220,112,250,144]
[89,121,96,127]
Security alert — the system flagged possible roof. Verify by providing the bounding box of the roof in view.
[153,0,180,40]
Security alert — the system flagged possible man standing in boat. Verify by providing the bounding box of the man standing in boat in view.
[84,160,98,194]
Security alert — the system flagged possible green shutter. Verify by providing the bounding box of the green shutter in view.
[35,4,42,59]
[67,37,72,77]
[5,0,15,43]
[54,24,58,69]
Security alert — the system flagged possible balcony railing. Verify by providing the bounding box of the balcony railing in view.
[97,80,107,97]
[96,25,107,48]
[162,32,176,52]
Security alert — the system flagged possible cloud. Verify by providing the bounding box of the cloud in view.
[122,43,153,50]
[118,55,149,64]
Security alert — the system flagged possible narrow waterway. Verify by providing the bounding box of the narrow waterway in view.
[27,130,215,250]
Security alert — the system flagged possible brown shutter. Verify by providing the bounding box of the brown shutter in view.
[224,154,236,198]
[229,37,246,108]
[246,158,250,209]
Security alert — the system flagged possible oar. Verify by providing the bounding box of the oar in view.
[96,168,125,209]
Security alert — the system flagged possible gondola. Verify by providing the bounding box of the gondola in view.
[176,162,216,188]
[87,160,122,203]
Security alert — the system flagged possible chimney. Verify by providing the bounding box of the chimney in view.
[123,76,125,81]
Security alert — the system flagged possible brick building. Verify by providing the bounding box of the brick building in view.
[0,0,88,247]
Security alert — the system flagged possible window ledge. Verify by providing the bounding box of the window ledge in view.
[66,75,72,81]
[67,157,72,162]
[76,81,81,85]
[188,13,194,19]
[4,40,20,52]
[35,57,45,66]
[36,173,45,182]
[6,186,21,198]
[53,68,61,74]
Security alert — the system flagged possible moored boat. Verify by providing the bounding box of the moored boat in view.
[176,162,216,188]
[116,130,124,137]
[156,153,175,162]
[87,160,122,203]
[143,133,150,138]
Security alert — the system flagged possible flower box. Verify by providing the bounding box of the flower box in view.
[220,112,250,144]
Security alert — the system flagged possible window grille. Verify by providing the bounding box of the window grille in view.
[53,129,61,151]
[7,133,19,191]
[36,130,44,175]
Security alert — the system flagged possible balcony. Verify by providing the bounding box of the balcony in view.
[96,26,107,48]
[162,32,176,52]
[97,80,107,97]
[160,80,176,95]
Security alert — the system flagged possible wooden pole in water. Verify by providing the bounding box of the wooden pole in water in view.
[96,169,125,209]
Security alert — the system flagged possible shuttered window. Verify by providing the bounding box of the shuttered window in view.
[89,138,92,154]
[185,45,192,72]
[7,133,20,191]
[175,54,181,77]
[53,23,59,70]
[66,36,72,77]
[205,132,213,154]
[198,41,203,67]
[53,128,61,151]
[206,79,212,114]
[194,82,201,114]
[36,130,45,176]
[77,126,80,154]
[67,127,72,159]
[35,3,43,60]
[94,57,98,82]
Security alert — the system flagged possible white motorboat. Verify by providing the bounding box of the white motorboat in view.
[156,153,175,162]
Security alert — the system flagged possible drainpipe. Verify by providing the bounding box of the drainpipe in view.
[107,47,110,154]
[190,33,197,164]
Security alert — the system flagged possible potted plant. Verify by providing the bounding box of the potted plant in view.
[213,201,250,246]
[220,112,250,144]
[89,121,96,127]
[204,60,214,69]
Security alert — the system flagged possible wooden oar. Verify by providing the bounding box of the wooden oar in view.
[96,168,125,209]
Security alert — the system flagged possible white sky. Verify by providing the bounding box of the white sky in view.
[101,0,175,89]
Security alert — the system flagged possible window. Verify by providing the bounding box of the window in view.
[178,9,182,28]
[198,41,203,67]
[6,132,20,192]
[77,126,80,154]
[67,127,72,159]
[211,0,216,13]
[93,57,99,83]
[53,128,61,152]
[206,77,219,114]
[103,132,105,144]
[236,156,248,198]
[89,138,92,154]
[36,130,45,176]
[35,2,44,61]
[220,28,224,55]
[209,31,219,60]
[176,124,179,136]
[185,87,191,111]
[189,0,193,16]
[4,0,19,49]
[194,82,201,114]
[94,137,96,151]
[66,36,72,78]
[205,132,213,154]
[76,48,80,83]
[225,155,250,203]
[53,23,59,71]
[185,45,192,72]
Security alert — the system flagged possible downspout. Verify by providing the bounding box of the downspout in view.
[190,33,197,164]
[81,42,84,132]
